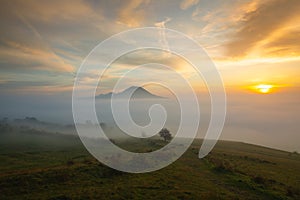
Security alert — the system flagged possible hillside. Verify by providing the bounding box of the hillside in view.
[0,125,299,199]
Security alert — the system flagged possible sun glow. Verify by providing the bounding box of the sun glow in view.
[255,84,273,94]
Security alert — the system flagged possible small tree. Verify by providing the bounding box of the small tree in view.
[159,128,172,142]
[100,122,107,130]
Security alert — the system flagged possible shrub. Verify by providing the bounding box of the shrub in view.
[253,176,265,185]
[66,160,74,166]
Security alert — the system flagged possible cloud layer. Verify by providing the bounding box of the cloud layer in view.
[0,0,300,94]
[225,0,300,58]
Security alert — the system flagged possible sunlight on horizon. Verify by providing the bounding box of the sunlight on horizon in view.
[255,84,273,94]
[245,84,279,94]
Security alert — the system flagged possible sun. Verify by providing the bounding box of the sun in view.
[255,84,273,94]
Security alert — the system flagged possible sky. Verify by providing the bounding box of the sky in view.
[0,0,299,151]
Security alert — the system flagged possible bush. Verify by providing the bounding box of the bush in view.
[253,176,265,185]
[286,186,299,197]
[207,157,235,173]
[66,160,74,166]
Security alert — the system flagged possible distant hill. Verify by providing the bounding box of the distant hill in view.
[3,117,76,135]
[96,86,165,99]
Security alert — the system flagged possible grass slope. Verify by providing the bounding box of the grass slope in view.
[0,127,299,200]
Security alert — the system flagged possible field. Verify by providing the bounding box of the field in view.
[0,125,299,200]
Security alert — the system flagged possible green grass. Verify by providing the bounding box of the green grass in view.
[0,128,299,200]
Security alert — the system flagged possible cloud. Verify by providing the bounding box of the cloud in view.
[154,18,172,28]
[117,0,149,27]
[2,0,103,23]
[1,0,299,96]
[180,0,199,10]
[0,0,107,73]
[0,40,74,72]
[0,79,73,94]
[154,18,172,51]
[262,30,300,57]
[192,0,265,32]
[0,0,152,94]
[10,85,73,94]
[225,0,300,58]
[111,49,188,72]
[186,0,267,60]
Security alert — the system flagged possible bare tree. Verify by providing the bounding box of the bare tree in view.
[159,128,172,142]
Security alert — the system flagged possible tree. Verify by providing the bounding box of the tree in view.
[159,128,172,142]
[100,122,107,130]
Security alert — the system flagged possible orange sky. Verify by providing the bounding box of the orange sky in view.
[0,0,299,94]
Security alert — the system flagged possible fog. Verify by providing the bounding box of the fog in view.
[0,88,299,152]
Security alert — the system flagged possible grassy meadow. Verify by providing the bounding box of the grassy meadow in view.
[0,124,299,200]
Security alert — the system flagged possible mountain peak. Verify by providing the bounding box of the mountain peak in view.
[125,85,143,91]
[96,86,164,99]
[123,86,148,93]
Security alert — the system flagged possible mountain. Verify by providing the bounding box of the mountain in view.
[96,86,165,99]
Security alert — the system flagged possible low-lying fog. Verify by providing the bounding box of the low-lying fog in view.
[0,88,299,152]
